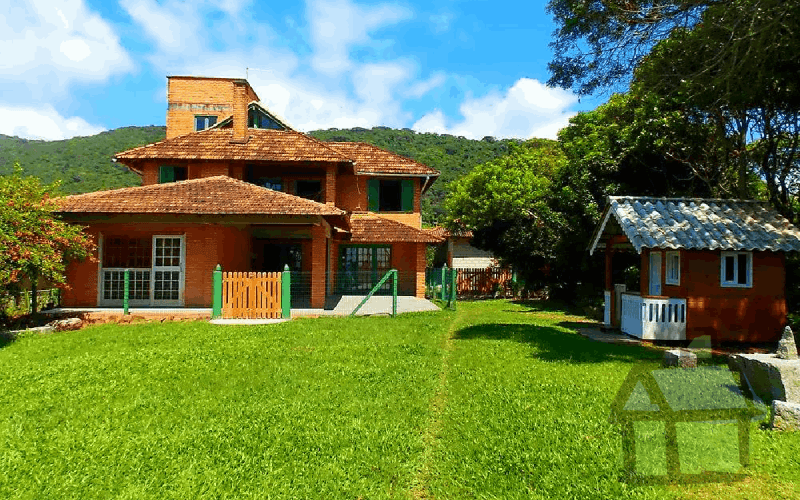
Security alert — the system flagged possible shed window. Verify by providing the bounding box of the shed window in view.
[159,165,187,183]
[367,179,414,212]
[195,115,217,131]
[665,251,680,285]
[721,251,752,287]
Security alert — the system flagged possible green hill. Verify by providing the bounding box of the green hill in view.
[0,127,166,194]
[0,125,545,222]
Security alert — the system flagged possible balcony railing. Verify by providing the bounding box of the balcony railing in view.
[620,292,687,340]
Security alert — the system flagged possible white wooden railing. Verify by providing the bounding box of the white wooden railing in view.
[620,292,686,340]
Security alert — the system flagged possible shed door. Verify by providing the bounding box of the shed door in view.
[649,252,662,296]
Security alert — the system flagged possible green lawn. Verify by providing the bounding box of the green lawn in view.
[0,301,798,499]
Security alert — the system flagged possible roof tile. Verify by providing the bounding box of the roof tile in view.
[115,128,352,163]
[347,214,443,243]
[56,176,344,216]
[326,142,440,176]
[596,196,800,253]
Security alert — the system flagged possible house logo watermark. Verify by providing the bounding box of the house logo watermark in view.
[610,355,764,484]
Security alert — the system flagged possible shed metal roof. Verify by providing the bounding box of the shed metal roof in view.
[589,196,800,255]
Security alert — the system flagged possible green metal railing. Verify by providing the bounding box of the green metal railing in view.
[350,269,398,317]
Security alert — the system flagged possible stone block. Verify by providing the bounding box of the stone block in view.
[776,326,798,360]
[664,349,697,368]
[771,400,800,431]
[49,318,83,332]
[729,353,800,403]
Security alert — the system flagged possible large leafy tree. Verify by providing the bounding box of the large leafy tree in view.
[443,140,567,286]
[547,0,799,100]
[0,164,94,313]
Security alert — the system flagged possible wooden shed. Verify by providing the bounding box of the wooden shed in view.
[589,197,800,343]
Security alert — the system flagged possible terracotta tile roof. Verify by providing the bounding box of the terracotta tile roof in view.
[326,142,440,176]
[56,176,345,216]
[346,214,444,243]
[590,196,800,254]
[115,128,352,163]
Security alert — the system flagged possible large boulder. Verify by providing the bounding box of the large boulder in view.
[729,353,800,403]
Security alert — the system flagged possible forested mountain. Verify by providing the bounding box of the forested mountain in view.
[0,127,165,194]
[0,126,536,223]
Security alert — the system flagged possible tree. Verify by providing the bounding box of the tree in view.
[547,0,800,98]
[631,5,800,214]
[443,140,571,289]
[0,164,94,313]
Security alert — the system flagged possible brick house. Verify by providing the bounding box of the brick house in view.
[57,76,441,309]
[590,196,800,343]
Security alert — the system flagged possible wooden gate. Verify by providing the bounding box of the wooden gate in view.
[222,272,282,319]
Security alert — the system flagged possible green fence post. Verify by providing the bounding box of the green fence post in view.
[441,265,447,300]
[449,268,457,310]
[282,264,292,319]
[212,264,222,319]
[123,269,130,315]
[392,270,398,317]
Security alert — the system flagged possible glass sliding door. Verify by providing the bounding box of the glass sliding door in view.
[98,235,184,307]
[152,236,184,305]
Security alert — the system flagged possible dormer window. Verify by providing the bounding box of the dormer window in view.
[195,115,217,131]
[249,108,283,130]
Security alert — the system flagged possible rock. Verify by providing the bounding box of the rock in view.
[664,349,697,368]
[729,353,800,403]
[771,400,800,431]
[49,318,83,332]
[776,326,798,360]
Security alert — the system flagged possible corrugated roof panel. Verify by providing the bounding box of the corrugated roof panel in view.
[603,196,800,252]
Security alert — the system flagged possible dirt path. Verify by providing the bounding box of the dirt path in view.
[409,310,461,499]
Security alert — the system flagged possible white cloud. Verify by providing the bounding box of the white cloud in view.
[122,0,199,53]
[405,72,446,98]
[410,110,448,135]
[0,104,106,140]
[0,0,133,92]
[307,0,411,76]
[412,78,579,140]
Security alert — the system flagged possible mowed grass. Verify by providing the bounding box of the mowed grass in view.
[1,300,799,499]
[0,313,453,499]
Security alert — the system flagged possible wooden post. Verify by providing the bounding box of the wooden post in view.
[605,241,614,327]
[282,264,291,319]
[212,264,222,319]
[123,269,130,315]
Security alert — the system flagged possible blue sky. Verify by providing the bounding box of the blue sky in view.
[1,0,607,141]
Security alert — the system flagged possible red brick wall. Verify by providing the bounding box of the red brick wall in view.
[325,166,336,205]
[61,222,252,307]
[166,77,259,139]
[309,224,328,308]
[336,173,366,211]
[641,248,786,342]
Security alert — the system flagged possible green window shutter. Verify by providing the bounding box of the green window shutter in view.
[367,179,380,212]
[159,166,175,183]
[401,179,414,212]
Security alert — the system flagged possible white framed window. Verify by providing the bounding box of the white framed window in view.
[721,251,752,287]
[665,251,680,285]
